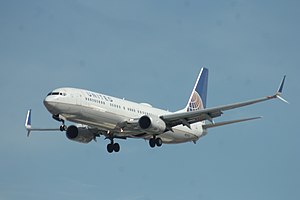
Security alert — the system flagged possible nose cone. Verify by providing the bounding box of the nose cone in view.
[43,96,58,114]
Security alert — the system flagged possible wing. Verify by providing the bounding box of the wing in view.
[25,109,61,136]
[160,76,287,129]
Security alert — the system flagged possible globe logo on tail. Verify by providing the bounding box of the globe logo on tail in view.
[187,91,204,112]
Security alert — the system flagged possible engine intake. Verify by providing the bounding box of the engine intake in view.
[138,115,166,134]
[139,115,151,129]
[66,125,94,143]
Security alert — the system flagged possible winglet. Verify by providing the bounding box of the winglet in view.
[276,76,289,104]
[277,75,286,94]
[25,109,32,137]
[25,109,32,128]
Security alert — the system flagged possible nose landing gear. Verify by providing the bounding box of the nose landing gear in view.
[60,124,67,131]
[52,114,67,131]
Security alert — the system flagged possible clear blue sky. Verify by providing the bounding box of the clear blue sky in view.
[0,0,299,200]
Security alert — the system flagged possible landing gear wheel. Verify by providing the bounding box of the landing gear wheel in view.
[113,143,120,152]
[60,125,67,131]
[107,143,114,153]
[155,138,162,147]
[149,138,156,148]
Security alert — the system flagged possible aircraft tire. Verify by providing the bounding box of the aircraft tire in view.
[149,138,156,148]
[107,143,114,153]
[60,125,67,131]
[113,143,120,152]
[155,138,162,147]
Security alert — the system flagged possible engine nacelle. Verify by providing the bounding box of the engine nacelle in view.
[138,115,166,134]
[66,125,94,143]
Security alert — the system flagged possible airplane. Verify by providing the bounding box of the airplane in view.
[25,67,287,153]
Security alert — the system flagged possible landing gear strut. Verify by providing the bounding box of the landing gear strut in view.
[149,136,162,148]
[106,137,120,153]
[52,114,67,131]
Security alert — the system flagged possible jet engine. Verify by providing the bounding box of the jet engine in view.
[66,125,95,143]
[138,115,166,134]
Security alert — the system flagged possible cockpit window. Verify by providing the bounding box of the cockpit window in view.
[47,92,67,96]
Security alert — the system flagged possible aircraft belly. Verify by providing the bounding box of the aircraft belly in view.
[159,133,193,144]
[159,127,199,144]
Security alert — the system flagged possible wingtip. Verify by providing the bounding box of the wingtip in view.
[276,95,289,104]
[275,76,289,104]
[27,130,31,137]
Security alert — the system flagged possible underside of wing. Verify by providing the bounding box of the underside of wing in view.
[202,117,262,129]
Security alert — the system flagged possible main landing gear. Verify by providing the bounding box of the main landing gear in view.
[106,138,120,153]
[149,136,162,148]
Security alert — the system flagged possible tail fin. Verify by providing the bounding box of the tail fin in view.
[185,67,208,112]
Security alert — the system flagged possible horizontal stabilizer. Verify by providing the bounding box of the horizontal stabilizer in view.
[202,117,262,129]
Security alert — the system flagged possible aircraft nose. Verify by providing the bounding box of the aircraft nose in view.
[43,96,57,113]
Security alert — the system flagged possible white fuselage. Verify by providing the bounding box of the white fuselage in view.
[44,87,205,144]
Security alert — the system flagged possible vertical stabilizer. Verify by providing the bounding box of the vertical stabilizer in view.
[185,68,208,112]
